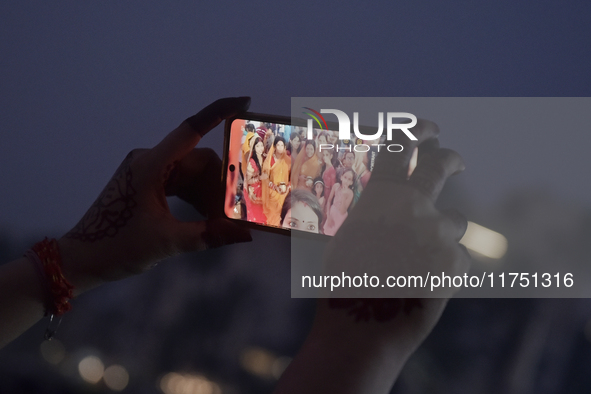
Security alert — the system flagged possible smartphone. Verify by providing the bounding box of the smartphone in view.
[222,112,417,236]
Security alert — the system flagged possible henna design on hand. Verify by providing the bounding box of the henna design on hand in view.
[65,152,138,242]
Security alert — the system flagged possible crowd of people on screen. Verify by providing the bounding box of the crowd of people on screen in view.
[236,121,375,234]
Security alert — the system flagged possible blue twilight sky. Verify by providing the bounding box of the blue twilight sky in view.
[1,1,590,236]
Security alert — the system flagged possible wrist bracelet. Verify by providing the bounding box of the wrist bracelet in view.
[25,238,74,340]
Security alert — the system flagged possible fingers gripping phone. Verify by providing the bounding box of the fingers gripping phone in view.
[222,113,417,236]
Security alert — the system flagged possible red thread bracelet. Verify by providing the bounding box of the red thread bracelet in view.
[28,238,74,316]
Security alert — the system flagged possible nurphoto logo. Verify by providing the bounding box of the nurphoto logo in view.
[302,107,417,153]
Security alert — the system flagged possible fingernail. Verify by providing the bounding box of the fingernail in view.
[237,96,251,111]
[452,163,466,175]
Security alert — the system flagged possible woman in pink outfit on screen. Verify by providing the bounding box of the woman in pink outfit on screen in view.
[323,167,355,236]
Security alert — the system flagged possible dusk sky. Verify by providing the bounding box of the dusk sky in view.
[1,1,590,236]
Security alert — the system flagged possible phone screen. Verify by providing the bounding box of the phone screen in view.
[223,116,416,235]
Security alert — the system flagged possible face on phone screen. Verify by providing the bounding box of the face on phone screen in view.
[224,117,417,235]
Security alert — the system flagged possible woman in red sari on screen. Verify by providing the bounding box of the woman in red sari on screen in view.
[243,136,267,224]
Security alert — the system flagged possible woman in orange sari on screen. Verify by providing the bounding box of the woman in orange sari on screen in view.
[262,137,291,226]
[291,140,321,192]
[243,136,267,224]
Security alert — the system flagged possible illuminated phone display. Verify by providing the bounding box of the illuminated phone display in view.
[223,115,415,235]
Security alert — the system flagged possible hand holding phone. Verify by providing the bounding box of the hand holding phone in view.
[275,117,471,394]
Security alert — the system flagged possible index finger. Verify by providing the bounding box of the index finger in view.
[370,118,439,182]
[152,97,251,167]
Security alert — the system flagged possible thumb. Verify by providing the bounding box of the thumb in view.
[175,218,252,252]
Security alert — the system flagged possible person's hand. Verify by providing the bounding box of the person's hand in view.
[321,119,469,338]
[275,119,470,394]
[57,97,253,294]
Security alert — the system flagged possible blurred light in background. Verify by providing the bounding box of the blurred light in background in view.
[78,355,104,384]
[240,346,292,380]
[104,364,130,391]
[160,372,222,394]
[460,221,508,260]
[40,339,66,365]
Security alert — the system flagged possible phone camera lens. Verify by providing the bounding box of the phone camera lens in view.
[229,164,235,172]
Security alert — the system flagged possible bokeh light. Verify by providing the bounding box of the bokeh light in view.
[104,364,130,391]
[460,221,508,260]
[78,355,104,384]
[240,346,291,380]
[39,339,66,365]
[160,372,222,394]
